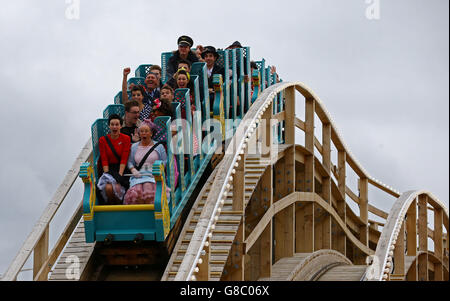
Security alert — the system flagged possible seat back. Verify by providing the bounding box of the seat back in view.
[190,62,210,124]
[135,64,153,78]
[91,118,109,180]
[114,91,131,105]
[127,77,146,90]
[161,52,174,84]
[103,104,125,120]
[254,59,266,90]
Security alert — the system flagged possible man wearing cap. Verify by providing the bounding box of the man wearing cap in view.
[167,35,200,80]
[202,46,225,88]
[201,46,226,114]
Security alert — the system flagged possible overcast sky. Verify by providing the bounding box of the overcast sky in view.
[0,0,448,279]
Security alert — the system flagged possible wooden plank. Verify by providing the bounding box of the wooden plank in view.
[276,147,295,261]
[295,118,305,131]
[273,111,285,124]
[321,123,332,250]
[394,222,405,275]
[407,198,417,257]
[322,123,331,172]
[284,86,295,145]
[304,203,315,252]
[321,208,332,250]
[335,150,346,256]
[314,194,372,256]
[233,154,245,212]
[259,223,272,278]
[368,178,401,198]
[261,102,273,158]
[33,225,49,281]
[305,155,314,194]
[368,204,389,220]
[223,153,245,281]
[285,146,296,195]
[418,195,428,281]
[222,222,244,281]
[197,238,210,281]
[246,190,372,257]
[275,204,295,261]
[295,203,305,252]
[314,137,323,156]
[332,219,346,257]
[246,192,309,253]
[314,209,323,251]
[359,178,369,246]
[305,98,315,152]
[245,237,260,280]
[434,208,444,281]
[338,151,346,197]
[330,128,345,153]
[244,159,272,280]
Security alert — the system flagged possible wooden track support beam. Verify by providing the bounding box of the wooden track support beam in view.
[245,164,273,280]
[284,86,295,145]
[295,97,315,254]
[222,223,245,281]
[319,123,332,251]
[296,202,314,253]
[222,154,246,281]
[274,153,295,262]
[33,225,49,281]
[406,198,418,281]
[418,195,428,281]
[196,237,210,281]
[259,223,272,279]
[394,221,405,276]
[333,150,346,256]
[359,178,369,247]
[304,97,315,194]
[261,102,273,159]
[434,208,444,281]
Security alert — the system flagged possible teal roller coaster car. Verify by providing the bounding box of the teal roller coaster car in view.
[79,46,280,245]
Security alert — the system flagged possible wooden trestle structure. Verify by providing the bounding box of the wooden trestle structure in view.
[2,82,448,281]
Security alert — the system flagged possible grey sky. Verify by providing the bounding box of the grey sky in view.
[0,0,448,279]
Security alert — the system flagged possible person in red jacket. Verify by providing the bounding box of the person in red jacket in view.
[97,114,131,204]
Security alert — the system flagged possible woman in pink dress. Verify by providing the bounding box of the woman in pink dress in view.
[124,120,168,205]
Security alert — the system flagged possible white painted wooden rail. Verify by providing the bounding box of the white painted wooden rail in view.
[368,190,449,281]
[174,81,404,281]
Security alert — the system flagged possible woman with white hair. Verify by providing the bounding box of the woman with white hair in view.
[124,119,168,205]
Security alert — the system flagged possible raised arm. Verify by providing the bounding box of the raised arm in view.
[196,45,205,62]
[122,67,131,103]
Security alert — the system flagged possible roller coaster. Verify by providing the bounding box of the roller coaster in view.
[1,45,448,282]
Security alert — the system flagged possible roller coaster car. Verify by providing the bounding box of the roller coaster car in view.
[79,91,216,258]
[80,112,173,245]
[79,48,254,256]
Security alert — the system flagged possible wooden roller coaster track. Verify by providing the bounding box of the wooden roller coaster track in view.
[1,81,448,282]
